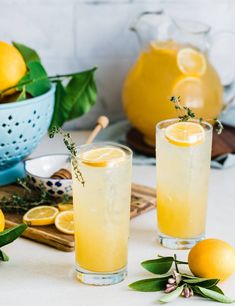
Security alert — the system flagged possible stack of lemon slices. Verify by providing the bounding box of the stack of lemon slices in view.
[23,205,74,235]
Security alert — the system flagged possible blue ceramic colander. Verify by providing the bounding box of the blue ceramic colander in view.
[0,85,55,185]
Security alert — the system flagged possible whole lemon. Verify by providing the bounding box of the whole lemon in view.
[188,239,235,281]
[0,41,27,95]
[0,209,5,232]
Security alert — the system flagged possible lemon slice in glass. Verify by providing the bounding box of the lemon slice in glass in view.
[165,122,205,147]
[23,206,59,226]
[55,211,74,235]
[81,147,125,167]
[177,48,206,76]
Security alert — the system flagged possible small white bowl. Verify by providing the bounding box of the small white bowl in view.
[25,154,72,198]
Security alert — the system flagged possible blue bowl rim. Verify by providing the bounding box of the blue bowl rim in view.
[0,83,56,110]
[24,153,72,182]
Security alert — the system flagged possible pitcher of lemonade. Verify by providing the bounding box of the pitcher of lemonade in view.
[123,10,235,145]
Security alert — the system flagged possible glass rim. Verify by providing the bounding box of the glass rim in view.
[156,118,213,133]
[172,18,211,35]
[75,141,133,161]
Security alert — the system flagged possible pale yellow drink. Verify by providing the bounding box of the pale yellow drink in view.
[156,119,212,249]
[72,142,132,285]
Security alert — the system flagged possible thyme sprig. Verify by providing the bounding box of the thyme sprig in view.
[49,127,85,186]
[171,96,224,134]
[0,178,70,213]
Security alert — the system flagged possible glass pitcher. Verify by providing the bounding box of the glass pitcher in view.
[123,10,235,145]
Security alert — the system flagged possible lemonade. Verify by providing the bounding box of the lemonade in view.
[123,40,223,144]
[72,142,132,285]
[156,119,212,249]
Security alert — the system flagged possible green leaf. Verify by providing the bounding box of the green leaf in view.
[0,224,27,248]
[17,85,26,101]
[49,81,67,129]
[158,285,184,303]
[65,68,97,120]
[129,277,168,292]
[13,41,41,63]
[18,61,51,96]
[48,68,97,128]
[210,286,225,295]
[183,277,219,287]
[141,257,174,275]
[195,286,235,303]
[0,249,9,261]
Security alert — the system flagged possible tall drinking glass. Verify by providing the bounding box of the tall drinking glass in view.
[72,142,132,285]
[156,119,212,249]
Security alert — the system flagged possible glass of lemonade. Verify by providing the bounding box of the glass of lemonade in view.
[72,142,132,285]
[156,119,212,249]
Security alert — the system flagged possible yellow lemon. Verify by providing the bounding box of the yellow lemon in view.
[58,203,73,211]
[55,211,74,235]
[165,121,205,147]
[0,209,5,232]
[188,239,235,281]
[0,41,27,95]
[177,47,207,76]
[23,206,59,226]
[81,147,125,167]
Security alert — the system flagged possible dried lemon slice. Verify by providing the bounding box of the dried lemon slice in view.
[55,211,74,235]
[23,206,59,226]
[81,147,125,167]
[177,48,206,76]
[165,122,205,147]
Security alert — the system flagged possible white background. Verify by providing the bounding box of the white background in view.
[0,0,234,127]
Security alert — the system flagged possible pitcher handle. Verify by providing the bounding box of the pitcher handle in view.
[130,10,164,32]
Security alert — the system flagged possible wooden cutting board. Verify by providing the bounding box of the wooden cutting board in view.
[2,183,156,252]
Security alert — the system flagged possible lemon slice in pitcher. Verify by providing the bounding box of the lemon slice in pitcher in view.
[165,122,205,147]
[82,147,125,167]
[177,48,206,76]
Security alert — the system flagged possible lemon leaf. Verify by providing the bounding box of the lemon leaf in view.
[129,277,168,292]
[17,61,51,97]
[49,68,97,128]
[13,41,41,63]
[141,257,174,274]
[65,67,97,120]
[195,286,235,303]
[183,277,219,287]
[0,224,27,248]
[49,80,66,129]
[16,85,26,101]
[0,249,9,261]
[158,285,184,303]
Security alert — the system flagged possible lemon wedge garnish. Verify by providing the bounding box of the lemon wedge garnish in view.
[81,147,125,167]
[55,211,74,235]
[23,206,59,226]
[177,48,206,76]
[165,122,205,147]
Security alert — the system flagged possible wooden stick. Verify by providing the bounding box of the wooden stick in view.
[50,116,109,179]
[86,116,109,144]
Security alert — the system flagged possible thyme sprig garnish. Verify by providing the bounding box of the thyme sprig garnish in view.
[0,178,70,213]
[129,254,234,304]
[171,96,224,134]
[49,127,85,186]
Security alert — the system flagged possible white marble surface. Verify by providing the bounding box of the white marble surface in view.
[1,0,235,127]
[1,131,235,306]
